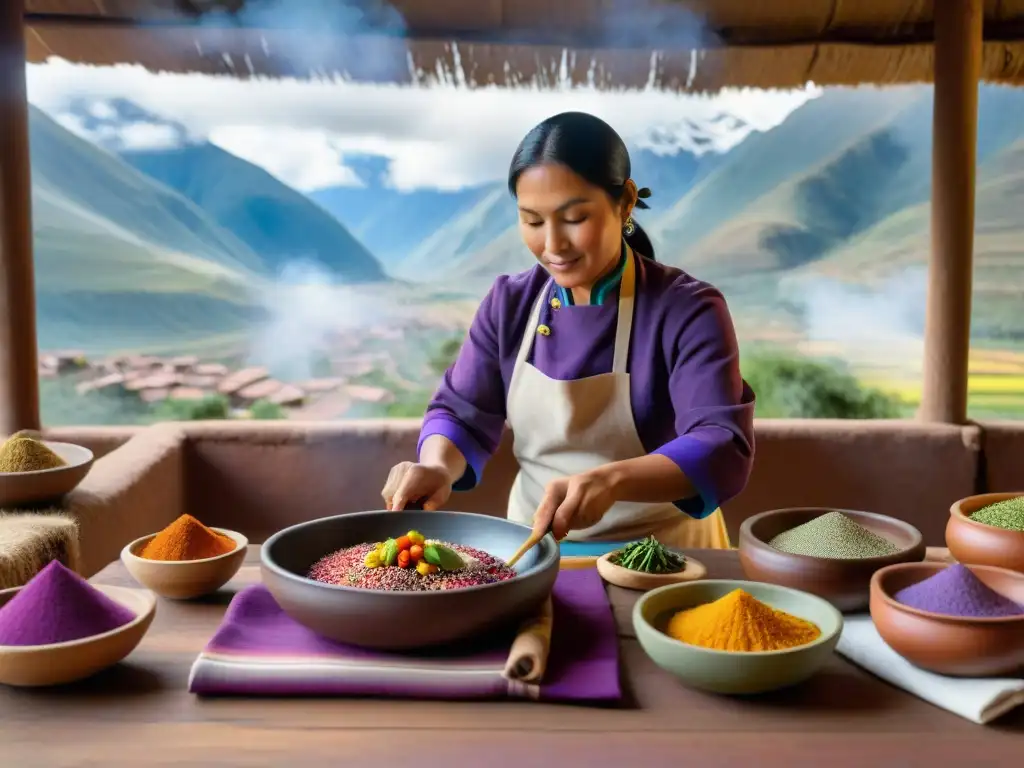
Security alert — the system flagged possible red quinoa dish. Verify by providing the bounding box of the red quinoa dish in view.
[307,529,517,591]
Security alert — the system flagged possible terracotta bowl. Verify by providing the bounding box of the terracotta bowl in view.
[121,528,248,600]
[870,562,1024,677]
[0,584,155,687]
[0,440,94,507]
[738,507,926,613]
[633,579,843,695]
[946,493,1024,573]
[261,510,559,650]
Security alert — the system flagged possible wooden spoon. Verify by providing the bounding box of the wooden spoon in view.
[506,524,554,568]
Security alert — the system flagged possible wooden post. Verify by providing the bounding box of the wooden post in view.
[919,0,983,424]
[0,0,40,434]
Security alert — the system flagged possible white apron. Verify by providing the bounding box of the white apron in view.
[505,250,730,549]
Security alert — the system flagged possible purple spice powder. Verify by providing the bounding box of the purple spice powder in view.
[0,560,137,646]
[894,564,1024,618]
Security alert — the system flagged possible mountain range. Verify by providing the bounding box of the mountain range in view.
[308,85,1024,343]
[29,83,1024,359]
[29,102,385,353]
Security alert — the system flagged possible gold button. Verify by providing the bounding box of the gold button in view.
[537,324,551,337]
[550,297,561,309]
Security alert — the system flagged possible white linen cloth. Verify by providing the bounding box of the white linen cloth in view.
[837,614,1024,724]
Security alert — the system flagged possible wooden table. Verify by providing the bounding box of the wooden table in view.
[1,548,1021,767]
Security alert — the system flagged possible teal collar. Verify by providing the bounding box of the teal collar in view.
[557,245,628,307]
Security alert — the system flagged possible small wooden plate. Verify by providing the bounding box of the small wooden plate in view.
[596,551,707,591]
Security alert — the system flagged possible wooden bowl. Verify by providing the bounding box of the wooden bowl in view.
[0,440,94,507]
[870,562,1024,677]
[0,584,155,687]
[121,528,248,600]
[946,493,1024,573]
[738,507,926,612]
[633,579,843,695]
[596,551,707,591]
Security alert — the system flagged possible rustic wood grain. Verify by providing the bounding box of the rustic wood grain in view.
[1,547,1020,766]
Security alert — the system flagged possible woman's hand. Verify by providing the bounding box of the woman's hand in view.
[533,468,618,540]
[381,462,453,512]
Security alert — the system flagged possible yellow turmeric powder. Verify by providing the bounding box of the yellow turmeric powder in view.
[666,589,820,652]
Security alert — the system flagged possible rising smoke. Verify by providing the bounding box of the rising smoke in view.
[793,268,928,342]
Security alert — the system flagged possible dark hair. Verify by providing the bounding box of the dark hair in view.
[507,111,656,261]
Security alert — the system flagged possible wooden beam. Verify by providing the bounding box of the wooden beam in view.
[0,0,41,434]
[919,0,983,424]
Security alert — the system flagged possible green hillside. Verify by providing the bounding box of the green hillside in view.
[804,138,1024,342]
[123,142,386,283]
[29,106,267,353]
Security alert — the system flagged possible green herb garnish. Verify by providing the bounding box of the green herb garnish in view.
[610,536,685,574]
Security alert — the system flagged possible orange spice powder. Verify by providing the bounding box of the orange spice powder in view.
[139,514,236,561]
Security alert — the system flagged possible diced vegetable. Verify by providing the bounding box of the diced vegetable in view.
[380,538,399,566]
[423,543,464,571]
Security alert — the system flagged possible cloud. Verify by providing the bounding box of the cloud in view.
[208,125,364,189]
[26,58,819,193]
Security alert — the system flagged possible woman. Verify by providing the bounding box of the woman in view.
[381,112,755,548]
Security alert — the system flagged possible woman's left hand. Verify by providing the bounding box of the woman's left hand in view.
[533,468,617,541]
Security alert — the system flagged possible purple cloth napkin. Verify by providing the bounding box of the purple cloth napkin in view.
[188,568,621,703]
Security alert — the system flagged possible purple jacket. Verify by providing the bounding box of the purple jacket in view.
[419,253,755,518]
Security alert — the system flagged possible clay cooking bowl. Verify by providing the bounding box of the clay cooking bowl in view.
[946,492,1024,573]
[870,562,1024,676]
[738,507,926,612]
[121,528,248,600]
[633,579,843,695]
[0,584,155,687]
[0,440,94,508]
[261,510,560,650]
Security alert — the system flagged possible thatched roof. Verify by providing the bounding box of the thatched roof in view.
[22,1,1024,91]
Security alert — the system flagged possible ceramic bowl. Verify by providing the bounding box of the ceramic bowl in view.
[946,493,1024,573]
[738,507,926,612]
[0,584,155,687]
[260,510,560,650]
[633,579,843,695]
[870,561,1024,676]
[0,440,94,507]
[121,528,248,599]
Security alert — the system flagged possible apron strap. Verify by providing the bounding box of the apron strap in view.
[612,248,636,375]
[515,281,550,369]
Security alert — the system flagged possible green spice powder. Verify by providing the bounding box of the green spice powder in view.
[970,498,1024,532]
[768,511,901,559]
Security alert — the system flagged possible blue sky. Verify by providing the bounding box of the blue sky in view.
[26,59,818,194]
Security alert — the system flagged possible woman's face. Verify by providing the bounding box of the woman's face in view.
[515,163,632,291]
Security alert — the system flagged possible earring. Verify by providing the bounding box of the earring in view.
[623,217,635,236]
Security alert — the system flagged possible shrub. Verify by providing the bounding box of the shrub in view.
[249,399,285,420]
[742,354,902,419]
[152,394,231,421]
